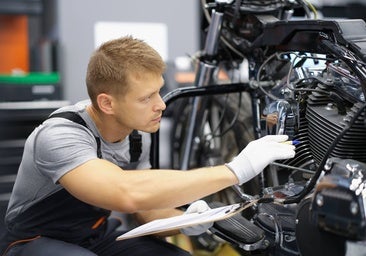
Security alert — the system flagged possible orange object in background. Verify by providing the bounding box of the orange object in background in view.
[0,15,29,73]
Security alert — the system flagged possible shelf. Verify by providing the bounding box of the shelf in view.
[0,73,61,101]
[0,72,59,84]
[0,0,42,15]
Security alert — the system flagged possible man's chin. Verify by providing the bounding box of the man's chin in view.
[141,125,160,134]
[150,126,160,133]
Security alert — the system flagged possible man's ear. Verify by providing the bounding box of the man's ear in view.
[96,93,114,115]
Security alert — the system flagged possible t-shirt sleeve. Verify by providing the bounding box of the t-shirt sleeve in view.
[34,120,98,183]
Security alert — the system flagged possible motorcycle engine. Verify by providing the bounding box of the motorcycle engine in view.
[260,57,366,254]
[305,64,366,166]
[294,157,366,256]
[267,59,366,175]
[311,157,366,240]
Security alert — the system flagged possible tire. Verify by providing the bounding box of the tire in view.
[170,91,259,203]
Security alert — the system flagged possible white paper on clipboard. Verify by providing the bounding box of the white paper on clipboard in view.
[116,203,243,241]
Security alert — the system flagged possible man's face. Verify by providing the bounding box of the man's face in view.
[113,72,166,133]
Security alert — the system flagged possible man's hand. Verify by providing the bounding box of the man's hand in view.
[180,200,213,236]
[226,135,296,185]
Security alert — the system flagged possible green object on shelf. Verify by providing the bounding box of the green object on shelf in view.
[0,72,60,85]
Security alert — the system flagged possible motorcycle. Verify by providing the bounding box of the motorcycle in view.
[152,0,366,255]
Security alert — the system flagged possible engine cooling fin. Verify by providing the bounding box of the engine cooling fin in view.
[306,96,366,165]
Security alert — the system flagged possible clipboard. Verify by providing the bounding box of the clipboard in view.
[116,201,257,241]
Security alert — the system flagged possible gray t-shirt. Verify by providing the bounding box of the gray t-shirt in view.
[5,100,151,225]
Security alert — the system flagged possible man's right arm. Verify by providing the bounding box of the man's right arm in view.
[59,159,237,213]
[59,135,295,213]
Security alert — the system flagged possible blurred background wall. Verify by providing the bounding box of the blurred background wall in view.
[57,0,201,103]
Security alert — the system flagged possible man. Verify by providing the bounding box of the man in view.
[0,36,295,256]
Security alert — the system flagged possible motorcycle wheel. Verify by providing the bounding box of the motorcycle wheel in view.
[170,91,259,203]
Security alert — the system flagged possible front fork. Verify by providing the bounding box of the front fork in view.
[179,10,224,170]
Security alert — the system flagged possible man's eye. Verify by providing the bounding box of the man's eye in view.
[142,96,151,102]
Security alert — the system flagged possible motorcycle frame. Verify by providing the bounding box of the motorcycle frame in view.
[150,4,366,173]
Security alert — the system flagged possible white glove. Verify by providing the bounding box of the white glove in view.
[226,135,295,185]
[180,200,213,236]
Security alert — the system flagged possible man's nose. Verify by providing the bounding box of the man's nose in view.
[155,95,166,111]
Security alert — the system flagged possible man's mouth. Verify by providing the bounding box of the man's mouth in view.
[152,116,161,122]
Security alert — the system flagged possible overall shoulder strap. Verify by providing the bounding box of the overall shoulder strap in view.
[48,111,102,158]
[129,130,142,162]
[48,112,142,163]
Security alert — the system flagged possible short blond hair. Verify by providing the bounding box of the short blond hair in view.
[86,36,166,107]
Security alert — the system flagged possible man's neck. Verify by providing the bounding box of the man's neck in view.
[86,105,131,143]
